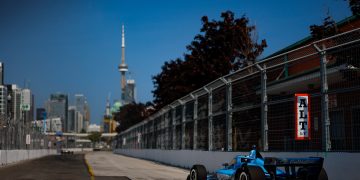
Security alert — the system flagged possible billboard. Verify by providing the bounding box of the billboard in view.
[295,94,311,140]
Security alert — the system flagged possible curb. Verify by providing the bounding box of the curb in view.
[84,154,95,180]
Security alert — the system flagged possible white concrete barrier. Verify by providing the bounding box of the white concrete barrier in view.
[114,149,360,180]
[62,148,93,152]
[0,149,57,166]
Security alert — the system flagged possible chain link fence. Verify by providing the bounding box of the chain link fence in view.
[115,28,360,152]
[0,116,52,150]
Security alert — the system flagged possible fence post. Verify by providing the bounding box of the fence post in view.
[316,45,332,151]
[207,88,213,151]
[172,107,176,150]
[225,79,233,151]
[193,95,198,150]
[257,64,268,151]
[181,102,186,149]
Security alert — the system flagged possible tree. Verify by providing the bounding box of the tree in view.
[88,131,102,148]
[152,11,267,108]
[310,16,338,40]
[114,102,154,133]
[348,0,360,15]
[80,128,87,133]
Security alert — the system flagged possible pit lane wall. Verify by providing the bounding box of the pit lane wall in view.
[114,149,360,180]
[0,149,57,166]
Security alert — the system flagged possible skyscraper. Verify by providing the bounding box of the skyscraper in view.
[7,84,22,121]
[74,94,90,132]
[0,85,7,115]
[67,106,76,132]
[36,108,46,120]
[84,101,90,131]
[75,94,85,115]
[76,111,83,133]
[46,93,68,132]
[0,62,4,85]
[125,79,136,103]
[20,89,32,122]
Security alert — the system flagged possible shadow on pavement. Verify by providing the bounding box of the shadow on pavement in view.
[0,154,90,180]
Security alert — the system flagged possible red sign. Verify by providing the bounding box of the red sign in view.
[295,94,311,140]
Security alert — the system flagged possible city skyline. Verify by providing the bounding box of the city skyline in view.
[0,0,351,125]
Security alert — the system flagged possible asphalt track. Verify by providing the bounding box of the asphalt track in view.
[86,151,188,180]
[0,154,129,180]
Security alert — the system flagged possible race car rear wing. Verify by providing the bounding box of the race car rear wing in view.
[264,157,325,179]
[264,157,324,167]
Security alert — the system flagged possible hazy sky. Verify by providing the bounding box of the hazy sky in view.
[0,0,351,125]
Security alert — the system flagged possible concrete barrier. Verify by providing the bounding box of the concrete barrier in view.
[0,149,57,166]
[114,149,360,180]
[62,148,93,152]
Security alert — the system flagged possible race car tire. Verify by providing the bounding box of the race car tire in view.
[189,165,207,180]
[248,166,265,180]
[318,168,328,180]
[237,166,265,180]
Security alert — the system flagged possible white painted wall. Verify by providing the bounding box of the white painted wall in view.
[114,149,360,180]
[0,149,56,166]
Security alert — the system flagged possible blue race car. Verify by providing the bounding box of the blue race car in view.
[187,147,328,180]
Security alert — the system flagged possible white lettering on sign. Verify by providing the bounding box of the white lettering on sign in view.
[295,94,311,140]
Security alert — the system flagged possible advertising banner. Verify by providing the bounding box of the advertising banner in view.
[295,94,311,140]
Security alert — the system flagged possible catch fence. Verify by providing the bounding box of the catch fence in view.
[0,116,52,150]
[116,28,360,152]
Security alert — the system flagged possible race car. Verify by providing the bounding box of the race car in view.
[187,146,328,180]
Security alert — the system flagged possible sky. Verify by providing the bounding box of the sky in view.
[0,0,352,125]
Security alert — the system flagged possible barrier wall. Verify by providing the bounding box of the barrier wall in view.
[114,149,360,180]
[0,149,56,166]
[63,148,93,152]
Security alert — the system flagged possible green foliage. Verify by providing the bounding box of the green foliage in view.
[310,16,338,40]
[349,0,360,15]
[80,128,86,133]
[114,102,154,133]
[87,131,102,143]
[152,11,267,108]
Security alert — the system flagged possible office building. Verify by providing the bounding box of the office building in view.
[125,79,136,103]
[7,84,22,121]
[36,108,46,120]
[76,111,84,133]
[21,89,32,122]
[0,62,4,85]
[67,106,76,132]
[0,85,7,115]
[46,93,68,132]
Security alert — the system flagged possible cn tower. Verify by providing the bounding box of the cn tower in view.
[118,25,128,101]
